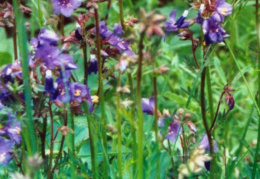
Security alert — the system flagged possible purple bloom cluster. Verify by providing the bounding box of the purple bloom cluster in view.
[51,0,82,17]
[197,0,232,45]
[164,0,232,45]
[0,112,21,165]
[94,21,135,56]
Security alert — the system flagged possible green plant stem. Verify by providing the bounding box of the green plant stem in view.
[47,102,54,179]
[116,71,123,178]
[84,103,98,179]
[118,0,125,30]
[13,19,17,61]
[252,0,260,177]
[13,0,37,156]
[52,113,67,174]
[167,139,175,169]
[94,9,108,178]
[127,72,137,176]
[136,32,145,179]
[210,91,225,132]
[152,57,160,178]
[200,65,216,177]
[206,68,214,122]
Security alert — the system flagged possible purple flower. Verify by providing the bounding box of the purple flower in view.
[202,18,230,45]
[54,54,78,70]
[198,134,219,153]
[94,21,113,38]
[158,117,182,143]
[113,23,124,36]
[88,55,98,75]
[38,28,59,46]
[1,61,22,84]
[0,138,14,166]
[4,113,22,145]
[141,96,155,115]
[75,23,83,41]
[51,0,82,17]
[164,10,190,33]
[215,0,233,21]
[35,45,60,69]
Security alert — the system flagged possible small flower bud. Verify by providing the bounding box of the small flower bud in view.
[106,124,118,134]
[225,92,235,110]
[58,126,74,136]
[178,108,184,116]
[185,113,191,119]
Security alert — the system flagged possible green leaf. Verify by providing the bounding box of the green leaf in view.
[0,52,12,67]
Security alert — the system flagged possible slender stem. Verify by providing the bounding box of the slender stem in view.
[41,116,47,159]
[136,32,145,179]
[47,102,54,179]
[61,15,64,36]
[116,71,123,178]
[210,91,225,132]
[127,72,137,176]
[152,57,160,178]
[181,124,187,163]
[105,0,111,20]
[13,19,18,61]
[206,68,214,122]
[52,113,67,173]
[200,65,216,177]
[252,0,260,177]
[118,0,125,31]
[83,41,88,82]
[191,39,199,69]
[84,102,98,179]
[167,139,175,169]
[94,9,108,178]
[13,0,37,155]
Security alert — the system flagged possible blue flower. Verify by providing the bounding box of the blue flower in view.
[51,0,82,17]
[0,138,14,166]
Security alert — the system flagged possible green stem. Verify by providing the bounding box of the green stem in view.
[83,103,98,179]
[252,0,260,177]
[206,68,214,122]
[47,102,54,179]
[137,32,145,179]
[118,0,125,30]
[127,72,137,177]
[13,0,37,155]
[116,72,123,178]
[152,57,160,178]
[94,9,108,178]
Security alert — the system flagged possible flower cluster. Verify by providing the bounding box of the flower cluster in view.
[164,0,233,45]
[94,21,135,57]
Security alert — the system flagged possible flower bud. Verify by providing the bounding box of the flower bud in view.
[178,108,184,116]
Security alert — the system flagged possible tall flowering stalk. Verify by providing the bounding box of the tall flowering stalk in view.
[94,8,108,178]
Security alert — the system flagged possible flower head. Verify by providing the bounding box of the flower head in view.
[164,10,190,33]
[141,96,155,115]
[51,0,82,17]
[88,55,98,75]
[158,117,182,143]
